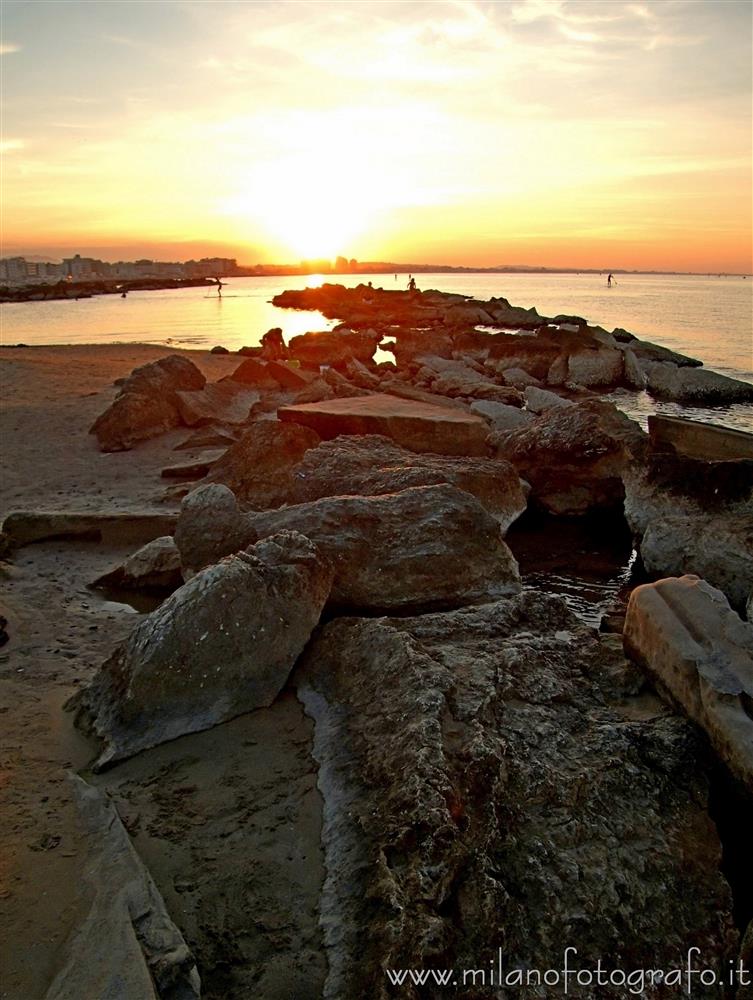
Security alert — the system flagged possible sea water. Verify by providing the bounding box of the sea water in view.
[2,271,751,430]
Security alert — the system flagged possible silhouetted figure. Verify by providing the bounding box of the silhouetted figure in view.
[408,276,417,292]
[260,327,287,360]
[607,273,613,287]
[121,291,127,298]
[216,277,224,297]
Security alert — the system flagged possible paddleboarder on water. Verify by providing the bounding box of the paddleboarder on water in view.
[607,273,614,288]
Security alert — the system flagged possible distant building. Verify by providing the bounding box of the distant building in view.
[0,257,30,283]
[62,254,107,278]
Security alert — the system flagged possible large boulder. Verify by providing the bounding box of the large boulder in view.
[424,367,523,405]
[523,385,575,413]
[640,515,753,612]
[287,434,527,531]
[642,361,753,405]
[624,575,753,792]
[491,399,645,515]
[90,355,205,451]
[566,346,624,387]
[296,592,736,998]
[288,329,382,368]
[176,483,521,611]
[278,393,490,456]
[204,420,321,507]
[175,381,261,426]
[69,531,333,769]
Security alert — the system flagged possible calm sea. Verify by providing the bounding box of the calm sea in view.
[2,272,751,430]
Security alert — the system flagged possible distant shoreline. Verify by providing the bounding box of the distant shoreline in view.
[2,268,749,305]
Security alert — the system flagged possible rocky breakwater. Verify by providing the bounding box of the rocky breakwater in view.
[274,282,753,406]
[296,592,737,998]
[624,415,753,612]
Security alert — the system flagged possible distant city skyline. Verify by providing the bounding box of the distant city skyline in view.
[2,1,751,273]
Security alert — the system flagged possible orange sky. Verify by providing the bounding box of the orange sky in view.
[2,1,752,272]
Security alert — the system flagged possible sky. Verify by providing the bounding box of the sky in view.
[1,0,751,271]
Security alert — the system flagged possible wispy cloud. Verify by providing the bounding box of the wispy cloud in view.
[0,41,21,55]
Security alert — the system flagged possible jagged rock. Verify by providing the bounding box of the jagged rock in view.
[176,380,261,426]
[296,592,736,999]
[93,536,183,591]
[621,346,648,388]
[491,400,645,515]
[266,359,318,389]
[624,575,753,792]
[344,359,381,390]
[278,393,490,456]
[227,357,282,390]
[499,366,542,389]
[640,515,753,612]
[287,434,527,531]
[176,483,521,610]
[90,355,205,451]
[523,385,575,413]
[470,399,534,431]
[426,368,523,405]
[1,510,177,549]
[288,329,382,368]
[320,366,370,397]
[204,421,320,506]
[642,361,753,405]
[69,531,333,769]
[44,775,200,1000]
[160,449,225,479]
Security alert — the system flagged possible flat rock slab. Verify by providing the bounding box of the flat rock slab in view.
[648,414,753,462]
[1,510,178,548]
[160,449,226,479]
[279,392,489,455]
[176,380,261,426]
[45,775,200,1000]
[624,575,753,792]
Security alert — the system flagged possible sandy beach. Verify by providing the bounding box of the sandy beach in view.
[0,345,321,999]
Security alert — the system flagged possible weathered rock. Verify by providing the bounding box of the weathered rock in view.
[344,358,381,390]
[629,339,702,367]
[227,357,282,390]
[621,345,648,388]
[278,393,490,456]
[287,434,527,531]
[640,514,753,612]
[379,379,469,411]
[523,385,575,413]
[643,361,753,405]
[174,484,254,574]
[93,536,183,591]
[69,531,333,769]
[297,592,736,999]
[649,413,753,462]
[491,400,645,515]
[470,399,535,431]
[44,775,200,1000]
[210,345,229,354]
[566,346,624,387]
[499,366,541,389]
[288,329,382,368]
[176,380,261,426]
[266,359,317,389]
[204,420,320,506]
[426,367,523,405]
[624,575,753,792]
[90,355,205,451]
[176,483,521,610]
[1,510,178,549]
[174,424,239,450]
[160,449,225,479]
